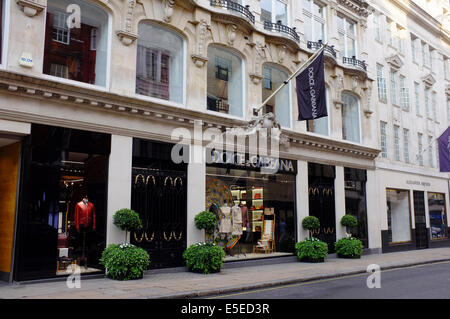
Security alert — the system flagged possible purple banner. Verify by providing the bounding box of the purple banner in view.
[296,51,327,121]
[438,126,450,172]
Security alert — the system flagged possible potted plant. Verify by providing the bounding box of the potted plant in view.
[194,210,218,240]
[100,243,150,280]
[302,216,320,238]
[295,237,328,263]
[335,237,363,259]
[183,242,225,274]
[340,214,358,236]
[113,208,143,242]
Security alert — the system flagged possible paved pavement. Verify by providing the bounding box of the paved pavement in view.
[1,247,450,299]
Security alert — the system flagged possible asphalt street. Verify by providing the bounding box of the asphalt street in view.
[207,261,450,299]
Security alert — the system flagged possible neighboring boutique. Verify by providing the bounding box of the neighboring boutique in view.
[205,153,297,259]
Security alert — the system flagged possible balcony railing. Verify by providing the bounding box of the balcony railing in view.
[307,41,337,58]
[263,20,300,42]
[342,56,367,72]
[210,0,255,24]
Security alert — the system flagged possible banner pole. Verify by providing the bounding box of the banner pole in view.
[255,43,328,114]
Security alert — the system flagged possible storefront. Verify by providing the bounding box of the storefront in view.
[13,124,110,281]
[205,150,297,259]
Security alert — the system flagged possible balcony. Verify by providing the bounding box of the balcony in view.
[210,0,255,24]
[342,56,367,74]
[263,20,300,42]
[307,41,337,59]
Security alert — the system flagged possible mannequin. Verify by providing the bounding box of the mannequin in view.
[231,203,243,236]
[74,195,96,269]
[218,201,232,234]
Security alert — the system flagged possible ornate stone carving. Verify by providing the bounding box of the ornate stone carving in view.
[227,24,237,46]
[117,0,138,46]
[163,0,176,23]
[333,74,344,109]
[278,45,287,64]
[17,0,45,17]
[191,19,208,68]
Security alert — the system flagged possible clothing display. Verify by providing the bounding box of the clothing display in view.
[219,206,232,233]
[231,205,243,236]
[240,205,249,228]
[74,201,96,230]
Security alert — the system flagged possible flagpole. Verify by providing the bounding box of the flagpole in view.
[255,42,328,114]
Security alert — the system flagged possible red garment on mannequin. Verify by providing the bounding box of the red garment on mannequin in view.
[74,201,96,230]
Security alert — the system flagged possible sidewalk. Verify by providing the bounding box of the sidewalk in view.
[1,247,450,299]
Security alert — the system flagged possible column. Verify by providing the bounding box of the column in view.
[335,166,346,239]
[366,169,382,251]
[106,135,133,245]
[296,160,309,241]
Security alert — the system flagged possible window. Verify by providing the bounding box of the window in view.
[432,91,437,121]
[43,0,109,86]
[262,64,291,128]
[424,88,430,118]
[390,71,397,105]
[428,136,434,168]
[403,128,409,163]
[429,48,434,71]
[428,193,448,240]
[207,46,243,117]
[422,42,427,66]
[393,24,404,54]
[377,64,387,102]
[380,121,388,158]
[411,36,417,63]
[261,0,288,25]
[136,22,184,103]
[341,92,361,143]
[386,189,412,244]
[374,14,382,42]
[337,15,357,58]
[400,76,410,111]
[418,133,424,166]
[414,82,421,115]
[307,88,329,136]
[394,125,400,161]
[302,0,326,42]
[386,19,393,46]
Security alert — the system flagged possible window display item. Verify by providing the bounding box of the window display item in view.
[232,204,243,236]
[254,218,275,254]
[57,232,69,248]
[74,197,96,230]
[219,205,232,233]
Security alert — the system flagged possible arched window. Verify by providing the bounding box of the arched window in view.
[341,92,361,143]
[262,64,290,128]
[44,0,109,86]
[307,87,329,135]
[136,22,184,104]
[207,46,243,117]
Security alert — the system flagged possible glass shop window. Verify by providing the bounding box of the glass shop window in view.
[207,46,243,117]
[386,189,412,244]
[262,64,291,128]
[43,0,109,86]
[428,193,448,240]
[206,165,297,258]
[136,22,184,104]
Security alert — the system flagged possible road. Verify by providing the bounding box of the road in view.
[208,261,450,299]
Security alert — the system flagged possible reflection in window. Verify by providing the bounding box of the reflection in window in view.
[386,189,411,243]
[261,0,288,25]
[337,15,356,58]
[207,46,243,117]
[136,22,184,103]
[262,64,290,128]
[428,193,448,240]
[341,92,361,143]
[302,0,325,42]
[43,0,109,86]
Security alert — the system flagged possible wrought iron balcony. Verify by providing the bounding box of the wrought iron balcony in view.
[342,56,367,72]
[210,0,255,24]
[263,20,300,42]
[307,41,337,58]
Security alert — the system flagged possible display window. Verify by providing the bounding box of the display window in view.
[14,125,110,281]
[386,189,412,244]
[428,193,448,240]
[206,162,297,259]
[43,0,109,86]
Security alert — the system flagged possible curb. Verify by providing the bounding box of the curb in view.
[152,258,450,299]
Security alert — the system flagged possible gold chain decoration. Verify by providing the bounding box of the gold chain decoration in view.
[146,175,156,186]
[172,231,183,241]
[164,176,173,187]
[144,231,155,243]
[174,177,183,187]
[134,231,144,243]
[163,231,173,241]
[134,174,145,185]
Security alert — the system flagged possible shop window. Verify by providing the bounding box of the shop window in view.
[43,0,109,86]
[307,88,329,135]
[14,124,111,281]
[207,46,243,117]
[341,92,361,143]
[262,64,291,128]
[136,22,184,104]
[428,193,448,240]
[386,189,412,244]
[206,159,297,258]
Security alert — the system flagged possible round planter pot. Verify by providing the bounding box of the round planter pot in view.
[337,254,361,259]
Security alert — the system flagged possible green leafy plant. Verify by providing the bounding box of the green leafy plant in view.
[194,210,218,235]
[113,209,142,242]
[335,237,363,259]
[100,243,150,281]
[183,242,225,274]
[302,216,320,238]
[295,237,328,262]
[340,215,358,228]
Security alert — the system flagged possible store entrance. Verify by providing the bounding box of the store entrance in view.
[413,191,428,249]
[308,163,336,253]
[130,139,187,269]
